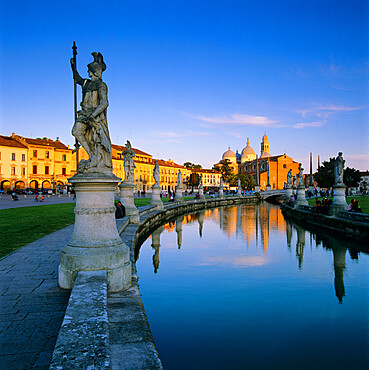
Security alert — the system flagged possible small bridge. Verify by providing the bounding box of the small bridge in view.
[260,189,287,201]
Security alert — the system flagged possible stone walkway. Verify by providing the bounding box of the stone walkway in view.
[0,226,73,370]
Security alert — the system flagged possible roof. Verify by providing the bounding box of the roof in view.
[0,135,28,149]
[22,137,70,150]
[111,144,152,157]
[192,168,221,174]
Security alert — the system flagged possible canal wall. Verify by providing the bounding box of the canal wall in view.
[51,195,258,369]
[281,203,369,247]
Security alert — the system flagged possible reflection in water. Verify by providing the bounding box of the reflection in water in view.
[137,203,369,369]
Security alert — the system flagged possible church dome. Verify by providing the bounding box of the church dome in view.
[222,147,237,163]
[241,138,256,163]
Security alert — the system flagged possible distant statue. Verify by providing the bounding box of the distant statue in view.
[298,163,304,185]
[293,176,296,188]
[334,152,345,185]
[177,170,183,188]
[123,140,135,182]
[287,169,292,188]
[71,52,112,174]
[220,177,223,188]
[237,178,241,189]
[199,174,203,189]
[153,160,160,186]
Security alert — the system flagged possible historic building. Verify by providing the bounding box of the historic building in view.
[219,134,299,190]
[0,134,73,191]
[191,168,222,190]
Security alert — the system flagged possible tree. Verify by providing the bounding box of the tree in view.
[228,174,254,190]
[187,173,200,191]
[213,159,233,183]
[183,162,202,169]
[314,157,362,188]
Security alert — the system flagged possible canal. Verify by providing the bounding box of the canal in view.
[136,203,369,369]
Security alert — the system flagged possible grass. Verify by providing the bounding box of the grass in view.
[0,195,202,258]
[307,196,369,214]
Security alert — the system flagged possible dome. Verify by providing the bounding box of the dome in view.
[222,147,237,163]
[241,138,256,163]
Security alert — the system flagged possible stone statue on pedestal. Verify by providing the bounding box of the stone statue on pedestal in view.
[153,160,160,186]
[71,52,112,174]
[177,170,183,188]
[298,163,304,186]
[199,174,203,189]
[334,152,345,185]
[220,177,223,188]
[287,169,292,188]
[238,178,241,189]
[123,141,135,183]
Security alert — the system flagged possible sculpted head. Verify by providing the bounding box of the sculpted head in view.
[87,52,106,79]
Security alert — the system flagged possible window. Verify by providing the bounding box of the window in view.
[62,168,66,175]
[21,167,26,176]
[33,165,37,174]
[45,166,49,175]
[45,151,49,159]
[22,154,26,161]
[283,164,287,169]
[62,154,67,161]
[12,153,16,161]
[11,167,16,175]
[33,150,37,158]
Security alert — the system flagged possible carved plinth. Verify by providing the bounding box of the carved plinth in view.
[59,174,131,292]
[237,188,242,196]
[198,187,205,200]
[119,181,139,223]
[175,186,184,204]
[254,185,260,193]
[266,185,272,191]
[329,185,347,216]
[286,187,293,199]
[219,188,224,198]
[295,185,308,207]
[150,185,163,209]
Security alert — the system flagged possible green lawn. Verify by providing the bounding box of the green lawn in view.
[307,196,369,214]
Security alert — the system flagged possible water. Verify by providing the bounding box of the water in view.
[136,204,369,369]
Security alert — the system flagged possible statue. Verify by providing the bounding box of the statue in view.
[199,174,203,189]
[334,152,345,185]
[220,177,223,187]
[287,169,292,188]
[177,170,183,187]
[238,178,241,189]
[71,51,112,174]
[123,141,135,182]
[293,176,296,188]
[153,160,160,186]
[298,163,304,185]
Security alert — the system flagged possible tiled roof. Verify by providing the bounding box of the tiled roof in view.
[0,135,28,149]
[192,168,221,174]
[22,137,70,150]
[111,144,152,157]
[156,159,187,169]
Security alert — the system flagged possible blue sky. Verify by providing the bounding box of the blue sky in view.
[1,0,368,171]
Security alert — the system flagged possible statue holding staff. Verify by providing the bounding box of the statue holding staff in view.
[334,152,345,185]
[123,141,135,183]
[287,169,292,188]
[71,51,112,174]
[153,160,160,186]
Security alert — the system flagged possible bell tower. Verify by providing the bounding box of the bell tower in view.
[261,133,270,155]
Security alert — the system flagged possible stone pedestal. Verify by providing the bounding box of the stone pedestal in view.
[286,187,293,199]
[237,188,242,196]
[329,185,347,216]
[119,181,139,223]
[266,185,272,191]
[199,187,205,200]
[254,185,260,193]
[294,185,308,207]
[175,186,184,204]
[219,187,224,198]
[58,174,131,292]
[150,185,163,209]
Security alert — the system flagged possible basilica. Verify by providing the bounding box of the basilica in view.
[220,134,299,190]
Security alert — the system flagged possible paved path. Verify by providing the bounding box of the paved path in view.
[0,194,76,210]
[0,226,73,370]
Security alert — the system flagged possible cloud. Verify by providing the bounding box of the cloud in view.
[293,121,325,129]
[297,105,364,118]
[190,113,283,127]
[321,64,342,77]
[198,255,268,268]
[151,130,211,142]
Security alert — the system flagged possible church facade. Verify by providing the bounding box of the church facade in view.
[220,134,299,190]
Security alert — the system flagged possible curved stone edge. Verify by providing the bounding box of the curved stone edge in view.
[281,204,369,247]
[50,270,110,370]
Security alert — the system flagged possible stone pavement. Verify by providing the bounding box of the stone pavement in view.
[0,225,73,370]
[0,194,76,210]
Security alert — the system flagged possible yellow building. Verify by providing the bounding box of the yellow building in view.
[191,168,222,190]
[0,134,73,191]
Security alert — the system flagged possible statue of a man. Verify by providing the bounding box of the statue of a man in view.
[153,160,160,186]
[220,177,223,188]
[177,170,183,188]
[334,152,345,185]
[298,163,304,185]
[238,178,241,189]
[123,140,135,182]
[287,169,292,188]
[71,52,112,174]
[199,174,203,189]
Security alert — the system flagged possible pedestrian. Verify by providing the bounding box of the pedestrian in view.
[35,194,39,202]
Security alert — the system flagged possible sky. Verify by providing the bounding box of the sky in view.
[0,0,368,171]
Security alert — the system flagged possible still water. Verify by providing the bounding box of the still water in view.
[136,204,369,370]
